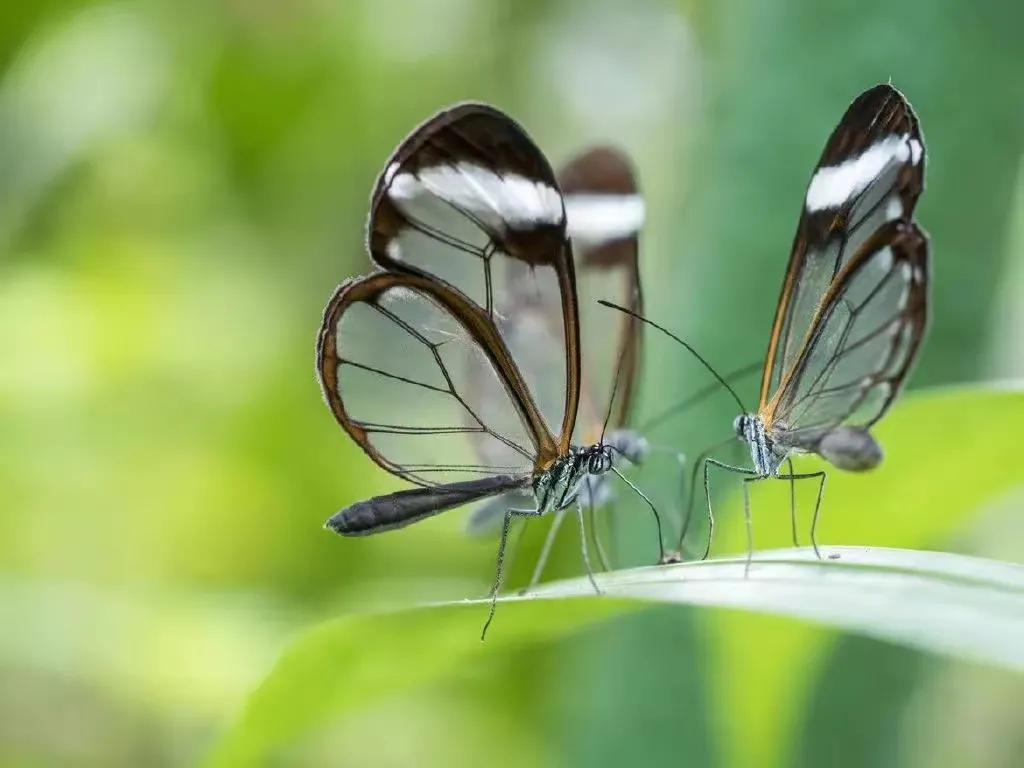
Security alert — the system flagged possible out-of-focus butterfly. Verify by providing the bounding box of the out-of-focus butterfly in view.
[464,145,653,586]
[316,104,663,634]
[608,83,929,567]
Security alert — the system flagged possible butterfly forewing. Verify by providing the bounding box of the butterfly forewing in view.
[368,104,581,448]
[770,220,928,448]
[463,147,646,536]
[761,84,925,411]
[318,271,553,487]
[559,146,644,442]
[485,146,645,446]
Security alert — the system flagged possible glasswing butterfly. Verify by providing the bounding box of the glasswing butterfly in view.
[464,145,653,586]
[316,104,662,634]
[609,83,929,568]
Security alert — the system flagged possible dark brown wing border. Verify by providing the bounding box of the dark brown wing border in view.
[317,271,563,478]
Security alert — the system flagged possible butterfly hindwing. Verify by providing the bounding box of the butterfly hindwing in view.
[770,220,928,452]
[317,271,548,487]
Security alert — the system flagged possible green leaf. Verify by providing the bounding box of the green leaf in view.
[207,386,1024,767]
[206,546,1024,767]
[705,384,1024,768]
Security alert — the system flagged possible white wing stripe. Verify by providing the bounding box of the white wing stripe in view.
[805,135,915,212]
[564,193,646,244]
[389,162,564,228]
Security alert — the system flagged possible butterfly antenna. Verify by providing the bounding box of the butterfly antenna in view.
[637,359,762,433]
[598,300,749,415]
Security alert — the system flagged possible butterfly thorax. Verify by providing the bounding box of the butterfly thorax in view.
[533,444,614,514]
[735,413,787,478]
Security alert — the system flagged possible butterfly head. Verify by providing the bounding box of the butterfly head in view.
[734,413,757,443]
[586,443,615,475]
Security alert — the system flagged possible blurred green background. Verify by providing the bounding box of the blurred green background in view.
[2,1,1023,766]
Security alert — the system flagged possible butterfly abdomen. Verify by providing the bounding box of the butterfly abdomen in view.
[326,476,527,536]
[816,427,883,472]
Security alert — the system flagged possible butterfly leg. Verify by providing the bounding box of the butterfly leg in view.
[634,444,684,561]
[483,503,545,640]
[701,457,758,561]
[522,506,569,595]
[679,447,708,551]
[611,466,665,563]
[807,471,827,560]
[576,497,602,595]
[786,457,800,549]
[740,475,768,577]
[654,453,687,565]
[677,437,736,555]
[777,470,828,559]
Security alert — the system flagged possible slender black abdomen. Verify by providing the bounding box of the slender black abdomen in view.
[326,475,528,536]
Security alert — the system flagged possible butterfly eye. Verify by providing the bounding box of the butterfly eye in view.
[602,445,615,471]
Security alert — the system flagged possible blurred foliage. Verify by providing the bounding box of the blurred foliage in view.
[0,0,1022,766]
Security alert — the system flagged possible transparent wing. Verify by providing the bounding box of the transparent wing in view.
[317,271,558,487]
[463,146,646,539]
[769,220,928,448]
[470,268,564,469]
[760,84,925,409]
[367,103,580,450]
[559,147,645,445]
[484,146,646,451]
